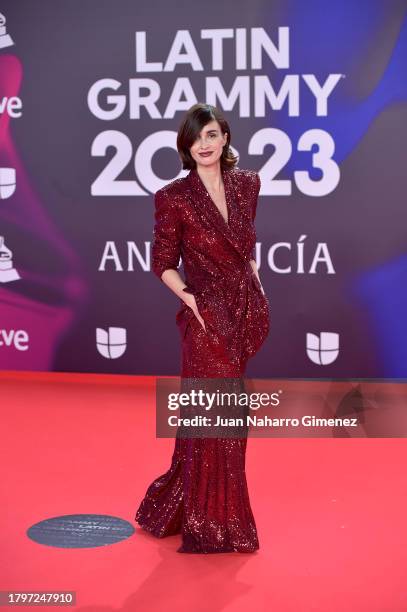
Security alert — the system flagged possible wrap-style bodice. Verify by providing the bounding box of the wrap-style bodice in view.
[152,165,270,368]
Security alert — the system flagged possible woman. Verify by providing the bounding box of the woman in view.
[135,103,270,553]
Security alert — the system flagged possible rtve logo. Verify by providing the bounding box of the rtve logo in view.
[0,329,29,351]
[306,332,339,365]
[0,96,23,118]
[0,11,22,120]
[96,327,127,359]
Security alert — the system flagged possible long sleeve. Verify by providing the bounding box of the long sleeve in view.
[151,189,183,281]
[250,172,261,260]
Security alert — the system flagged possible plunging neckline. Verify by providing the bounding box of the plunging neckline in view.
[195,167,231,228]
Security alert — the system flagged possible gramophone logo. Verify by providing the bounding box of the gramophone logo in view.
[0,236,20,282]
[0,13,14,50]
[306,332,339,365]
[0,168,16,199]
[96,327,127,358]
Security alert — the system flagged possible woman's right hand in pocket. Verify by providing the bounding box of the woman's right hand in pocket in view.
[182,292,206,333]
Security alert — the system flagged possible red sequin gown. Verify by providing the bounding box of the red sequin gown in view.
[135,165,270,553]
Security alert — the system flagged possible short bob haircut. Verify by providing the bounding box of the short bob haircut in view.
[177,103,238,171]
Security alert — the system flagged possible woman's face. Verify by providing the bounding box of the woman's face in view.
[189,119,228,169]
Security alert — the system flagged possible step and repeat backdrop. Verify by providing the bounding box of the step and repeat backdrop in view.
[0,1,406,376]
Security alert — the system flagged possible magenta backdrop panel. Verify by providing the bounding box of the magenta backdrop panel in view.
[0,1,406,377]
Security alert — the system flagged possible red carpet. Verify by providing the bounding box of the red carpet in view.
[1,371,406,611]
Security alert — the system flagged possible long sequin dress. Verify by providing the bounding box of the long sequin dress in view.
[135,165,270,553]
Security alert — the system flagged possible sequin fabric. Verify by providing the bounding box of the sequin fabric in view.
[135,166,270,553]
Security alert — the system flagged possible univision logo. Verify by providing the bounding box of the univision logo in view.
[0,168,16,199]
[96,327,127,359]
[306,332,339,365]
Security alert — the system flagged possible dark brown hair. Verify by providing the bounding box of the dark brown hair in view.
[177,103,238,170]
